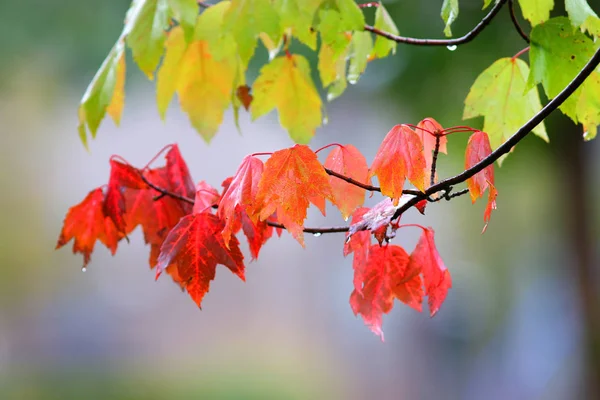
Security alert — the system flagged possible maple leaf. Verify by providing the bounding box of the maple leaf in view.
[465,130,498,231]
[344,207,371,295]
[276,0,322,50]
[251,145,334,246]
[517,0,554,26]
[104,159,146,233]
[324,144,369,220]
[528,18,600,127]
[348,31,373,84]
[222,0,280,66]
[566,0,600,36]
[157,26,237,142]
[347,196,416,240]
[156,212,245,308]
[464,57,548,155]
[78,40,126,146]
[350,244,423,340]
[440,0,458,37]
[416,117,448,184]
[369,124,427,204]
[251,54,323,144]
[165,144,196,205]
[218,155,264,244]
[318,39,350,101]
[192,181,220,214]
[370,2,399,59]
[408,227,451,317]
[56,188,123,267]
[125,167,189,249]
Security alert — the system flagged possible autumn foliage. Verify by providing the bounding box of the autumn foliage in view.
[58,121,497,338]
[60,0,600,339]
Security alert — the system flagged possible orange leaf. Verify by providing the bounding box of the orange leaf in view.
[156,213,245,308]
[350,244,423,340]
[407,227,451,317]
[217,155,264,244]
[465,130,498,230]
[370,124,427,204]
[252,145,334,246]
[416,117,448,184]
[56,188,123,267]
[324,144,369,220]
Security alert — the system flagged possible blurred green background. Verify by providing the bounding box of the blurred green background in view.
[1,0,599,399]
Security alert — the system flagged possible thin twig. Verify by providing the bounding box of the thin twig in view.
[509,0,530,43]
[364,0,507,46]
[266,221,350,234]
[139,172,195,205]
[430,135,441,187]
[392,46,600,220]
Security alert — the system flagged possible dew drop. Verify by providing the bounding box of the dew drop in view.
[446,45,457,51]
[313,232,322,237]
[81,267,87,272]
[322,116,329,125]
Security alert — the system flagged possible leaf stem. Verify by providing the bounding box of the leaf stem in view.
[314,143,343,154]
[512,46,530,60]
[508,0,530,44]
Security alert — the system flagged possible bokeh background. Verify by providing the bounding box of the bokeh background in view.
[1,0,599,399]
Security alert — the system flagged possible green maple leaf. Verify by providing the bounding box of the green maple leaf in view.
[528,17,600,121]
[517,0,554,26]
[251,55,323,143]
[441,0,459,37]
[125,0,171,78]
[277,0,323,50]
[78,40,126,146]
[222,0,280,66]
[348,31,373,85]
[565,0,600,36]
[464,57,548,159]
[371,2,399,59]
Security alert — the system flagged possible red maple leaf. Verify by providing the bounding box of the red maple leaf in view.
[407,227,451,316]
[165,144,196,213]
[370,124,427,204]
[124,167,189,261]
[324,144,369,220]
[192,181,220,214]
[217,155,264,244]
[465,130,498,232]
[251,145,334,246]
[104,159,146,233]
[344,207,372,295]
[56,187,123,267]
[156,212,245,308]
[350,244,423,340]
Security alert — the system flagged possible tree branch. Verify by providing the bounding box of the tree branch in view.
[392,46,600,220]
[364,0,507,46]
[509,0,530,43]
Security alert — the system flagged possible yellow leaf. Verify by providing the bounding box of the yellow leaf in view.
[251,55,323,143]
[106,53,126,125]
[157,26,237,142]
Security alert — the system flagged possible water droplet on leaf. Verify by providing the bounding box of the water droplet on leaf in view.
[446,45,457,51]
[81,267,87,272]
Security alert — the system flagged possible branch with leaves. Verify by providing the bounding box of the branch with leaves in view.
[60,0,600,339]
